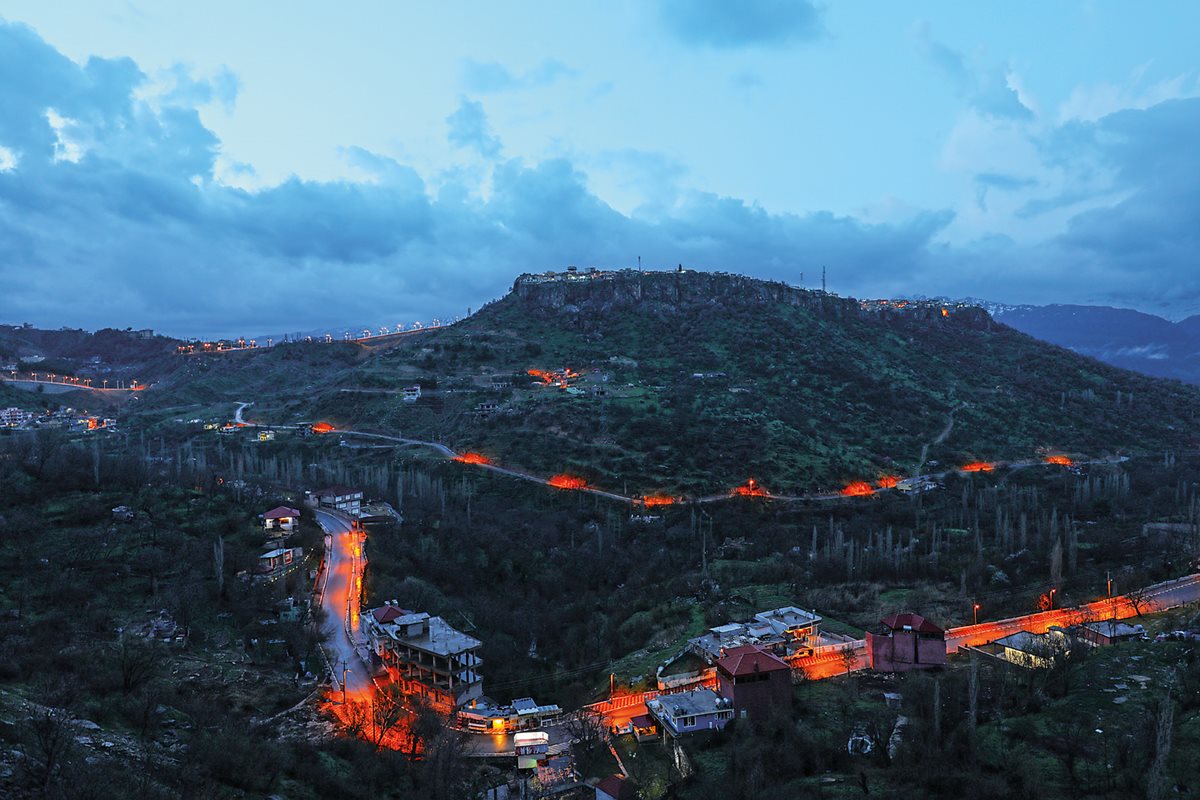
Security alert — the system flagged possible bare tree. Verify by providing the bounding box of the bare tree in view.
[840,643,858,676]
[212,535,225,596]
[369,682,413,749]
[18,705,77,793]
[1124,584,1153,617]
[117,635,163,694]
[1146,683,1175,800]
[564,708,608,757]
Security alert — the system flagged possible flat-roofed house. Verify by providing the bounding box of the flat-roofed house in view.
[364,605,483,712]
[646,688,733,737]
[314,485,363,518]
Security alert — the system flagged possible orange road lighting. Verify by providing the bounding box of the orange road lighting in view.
[961,462,994,472]
[455,452,491,465]
[1045,455,1072,466]
[876,475,899,489]
[732,478,769,497]
[312,422,335,434]
[548,474,587,490]
[841,481,875,497]
[641,495,678,507]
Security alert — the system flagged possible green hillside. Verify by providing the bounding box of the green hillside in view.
[130,270,1200,494]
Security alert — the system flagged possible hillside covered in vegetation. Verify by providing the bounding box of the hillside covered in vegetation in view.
[129,269,1199,495]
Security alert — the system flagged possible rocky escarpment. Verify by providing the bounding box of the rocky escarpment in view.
[511,268,995,331]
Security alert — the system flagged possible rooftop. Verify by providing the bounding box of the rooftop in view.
[263,505,300,520]
[316,485,361,498]
[372,609,481,656]
[878,612,944,636]
[650,688,729,719]
[717,644,790,677]
[1081,620,1145,638]
[994,629,1063,655]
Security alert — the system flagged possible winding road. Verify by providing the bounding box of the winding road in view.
[314,508,374,698]
[230,402,1122,510]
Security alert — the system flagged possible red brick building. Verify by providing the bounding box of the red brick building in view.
[715,644,792,722]
[866,613,947,672]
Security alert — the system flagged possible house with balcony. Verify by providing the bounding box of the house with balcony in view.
[364,605,483,712]
[314,485,363,517]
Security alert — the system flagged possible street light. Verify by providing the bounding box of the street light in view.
[1049,588,1057,610]
[973,602,981,625]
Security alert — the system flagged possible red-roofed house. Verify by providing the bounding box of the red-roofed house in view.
[371,605,409,625]
[866,612,947,672]
[716,644,791,722]
[263,506,301,531]
[595,774,635,800]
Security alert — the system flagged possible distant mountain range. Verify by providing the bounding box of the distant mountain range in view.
[963,302,1200,385]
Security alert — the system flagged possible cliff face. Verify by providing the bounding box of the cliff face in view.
[510,269,994,330]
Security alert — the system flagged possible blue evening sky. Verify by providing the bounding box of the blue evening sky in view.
[1,1,1199,336]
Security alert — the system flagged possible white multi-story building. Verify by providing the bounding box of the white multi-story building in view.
[1,407,33,427]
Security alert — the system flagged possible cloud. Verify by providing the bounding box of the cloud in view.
[3,19,1200,338]
[917,25,1033,121]
[461,59,577,93]
[659,0,823,49]
[973,172,1037,211]
[160,64,240,112]
[445,98,502,158]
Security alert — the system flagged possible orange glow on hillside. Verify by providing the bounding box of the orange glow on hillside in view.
[941,308,949,317]
[85,418,99,430]
[876,475,900,489]
[732,478,770,498]
[961,462,995,473]
[842,481,875,497]
[455,451,491,465]
[1045,455,1072,466]
[312,422,335,434]
[548,474,588,490]
[527,367,580,387]
[641,494,678,507]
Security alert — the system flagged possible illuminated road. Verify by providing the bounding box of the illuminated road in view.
[314,509,374,697]
[785,573,1200,679]
[944,573,1200,651]
[230,402,1128,510]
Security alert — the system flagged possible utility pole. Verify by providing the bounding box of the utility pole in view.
[341,659,348,705]
[1107,570,1112,598]
[822,265,827,293]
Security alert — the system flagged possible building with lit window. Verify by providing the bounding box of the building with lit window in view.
[364,605,483,712]
[313,485,363,517]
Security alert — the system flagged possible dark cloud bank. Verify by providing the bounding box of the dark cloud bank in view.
[0,20,1197,337]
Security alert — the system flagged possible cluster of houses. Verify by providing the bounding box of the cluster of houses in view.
[656,606,854,692]
[362,601,563,732]
[0,406,115,431]
[980,620,1146,668]
[255,504,305,579]
[639,605,1152,741]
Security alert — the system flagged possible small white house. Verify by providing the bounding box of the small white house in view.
[263,506,301,531]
